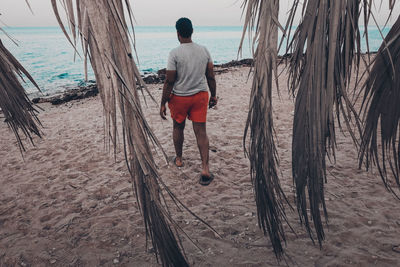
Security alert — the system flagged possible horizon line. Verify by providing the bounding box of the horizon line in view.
[2,24,244,28]
[2,24,394,29]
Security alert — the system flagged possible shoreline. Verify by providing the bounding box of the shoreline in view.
[29,51,379,106]
[29,58,255,105]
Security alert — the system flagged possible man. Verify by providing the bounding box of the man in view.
[159,17,218,186]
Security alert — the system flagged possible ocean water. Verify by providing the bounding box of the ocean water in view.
[0,25,391,95]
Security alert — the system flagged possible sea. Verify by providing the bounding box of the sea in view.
[0,26,391,95]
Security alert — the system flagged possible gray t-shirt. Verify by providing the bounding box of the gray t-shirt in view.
[167,42,212,96]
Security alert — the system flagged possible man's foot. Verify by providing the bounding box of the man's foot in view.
[173,156,184,168]
[199,173,214,186]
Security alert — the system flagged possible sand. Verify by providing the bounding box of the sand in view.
[1,66,400,266]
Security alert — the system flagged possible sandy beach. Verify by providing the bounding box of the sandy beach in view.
[1,65,400,266]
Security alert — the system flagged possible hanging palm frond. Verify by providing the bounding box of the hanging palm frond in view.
[240,0,291,259]
[0,38,42,152]
[51,1,190,265]
[286,0,364,245]
[359,15,400,197]
[389,1,398,18]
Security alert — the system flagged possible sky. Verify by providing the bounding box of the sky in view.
[0,0,399,27]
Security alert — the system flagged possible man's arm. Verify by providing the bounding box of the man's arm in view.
[160,70,176,120]
[205,62,218,108]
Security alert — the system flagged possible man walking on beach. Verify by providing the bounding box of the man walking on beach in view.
[160,17,218,186]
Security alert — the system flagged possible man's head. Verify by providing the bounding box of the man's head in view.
[175,17,193,39]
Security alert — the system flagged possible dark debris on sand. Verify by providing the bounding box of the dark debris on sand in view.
[32,84,98,105]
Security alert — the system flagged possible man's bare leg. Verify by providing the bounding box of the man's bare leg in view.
[192,122,210,177]
[173,120,185,167]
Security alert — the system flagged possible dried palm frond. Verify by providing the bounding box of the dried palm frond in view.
[0,38,42,151]
[0,0,41,151]
[286,0,364,245]
[359,15,400,197]
[389,0,398,16]
[240,0,290,259]
[51,1,191,265]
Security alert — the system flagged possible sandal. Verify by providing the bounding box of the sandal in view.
[199,173,214,186]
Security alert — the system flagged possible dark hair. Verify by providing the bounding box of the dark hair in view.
[175,17,193,38]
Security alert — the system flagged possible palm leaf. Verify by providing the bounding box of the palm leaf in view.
[239,0,398,255]
[240,0,291,259]
[50,1,223,265]
[359,15,400,197]
[0,36,42,151]
[286,0,365,245]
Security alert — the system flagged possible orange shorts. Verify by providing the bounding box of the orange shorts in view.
[168,91,208,123]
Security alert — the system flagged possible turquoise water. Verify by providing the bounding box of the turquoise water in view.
[0,26,390,95]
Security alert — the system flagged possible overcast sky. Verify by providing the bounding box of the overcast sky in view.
[0,0,399,27]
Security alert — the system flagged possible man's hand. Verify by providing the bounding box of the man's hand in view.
[209,96,218,109]
[160,70,176,120]
[160,104,167,120]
